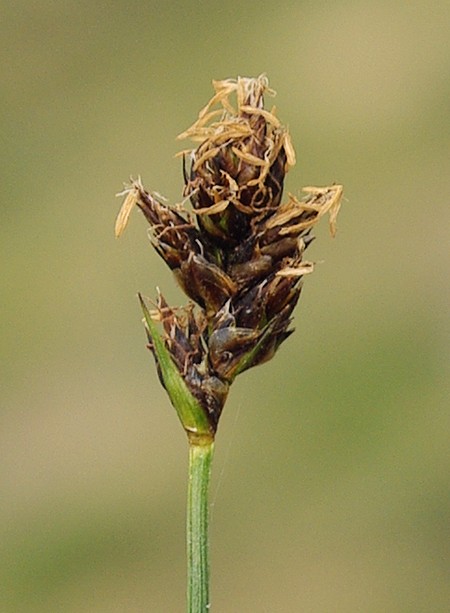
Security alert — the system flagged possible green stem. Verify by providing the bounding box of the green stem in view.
[187,441,214,612]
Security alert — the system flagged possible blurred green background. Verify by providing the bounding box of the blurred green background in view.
[1,1,449,611]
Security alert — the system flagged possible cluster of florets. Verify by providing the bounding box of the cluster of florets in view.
[116,75,342,431]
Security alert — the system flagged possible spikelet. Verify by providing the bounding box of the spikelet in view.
[116,76,343,432]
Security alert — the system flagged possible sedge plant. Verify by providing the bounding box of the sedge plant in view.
[115,75,343,612]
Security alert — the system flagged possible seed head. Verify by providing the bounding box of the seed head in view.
[116,76,343,435]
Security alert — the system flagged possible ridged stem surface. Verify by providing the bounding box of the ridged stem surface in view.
[187,441,214,612]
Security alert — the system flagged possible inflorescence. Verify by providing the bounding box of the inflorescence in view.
[116,75,343,433]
